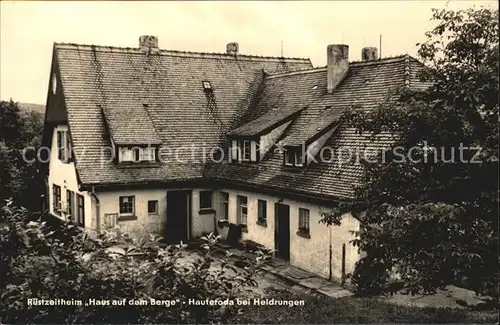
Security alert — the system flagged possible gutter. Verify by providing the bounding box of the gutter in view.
[90,186,100,232]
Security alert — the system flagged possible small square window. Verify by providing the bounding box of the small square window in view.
[202,81,212,90]
[148,200,158,214]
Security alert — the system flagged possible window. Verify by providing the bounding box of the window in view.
[120,148,134,162]
[237,195,248,225]
[52,184,61,214]
[56,130,72,163]
[76,194,85,227]
[220,192,229,219]
[66,190,75,221]
[284,148,304,167]
[257,199,267,225]
[241,141,251,161]
[298,208,310,235]
[295,150,304,166]
[199,190,213,210]
[233,140,255,162]
[140,147,156,162]
[119,196,135,215]
[202,81,212,90]
[284,150,293,166]
[119,147,156,163]
[148,200,158,214]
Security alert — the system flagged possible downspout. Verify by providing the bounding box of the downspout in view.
[90,186,100,233]
[328,226,332,281]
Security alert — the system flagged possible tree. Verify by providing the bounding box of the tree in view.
[0,100,45,212]
[323,7,499,297]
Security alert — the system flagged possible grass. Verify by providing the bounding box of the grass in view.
[229,287,499,324]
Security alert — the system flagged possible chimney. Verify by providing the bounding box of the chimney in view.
[226,42,239,55]
[327,44,349,94]
[139,35,159,54]
[361,47,378,61]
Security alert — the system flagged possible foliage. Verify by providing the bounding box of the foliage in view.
[322,7,499,297]
[0,200,265,324]
[0,100,45,212]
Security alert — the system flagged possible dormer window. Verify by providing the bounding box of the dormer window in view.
[118,146,156,163]
[230,139,258,163]
[284,147,304,168]
[241,140,251,161]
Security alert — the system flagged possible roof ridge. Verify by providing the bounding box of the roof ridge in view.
[54,42,311,63]
[265,66,327,79]
[349,54,418,66]
[265,54,420,80]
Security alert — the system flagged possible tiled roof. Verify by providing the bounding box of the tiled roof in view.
[210,55,424,199]
[228,106,306,137]
[101,104,162,145]
[53,43,312,186]
[50,40,426,201]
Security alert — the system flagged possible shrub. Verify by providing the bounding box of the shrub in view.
[0,199,263,323]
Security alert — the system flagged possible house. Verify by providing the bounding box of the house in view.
[41,36,425,281]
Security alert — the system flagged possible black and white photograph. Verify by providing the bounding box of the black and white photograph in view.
[0,0,498,323]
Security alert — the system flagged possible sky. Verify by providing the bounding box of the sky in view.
[0,0,497,105]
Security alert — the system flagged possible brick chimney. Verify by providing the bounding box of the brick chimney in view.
[327,44,349,94]
[361,47,378,61]
[139,35,159,54]
[226,42,239,55]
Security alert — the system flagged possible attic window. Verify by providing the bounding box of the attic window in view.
[202,81,212,91]
[284,147,304,168]
[231,139,258,163]
[118,147,156,163]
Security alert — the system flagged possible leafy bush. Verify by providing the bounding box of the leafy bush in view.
[0,200,264,324]
[326,7,499,297]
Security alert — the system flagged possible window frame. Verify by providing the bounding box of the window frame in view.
[284,147,304,167]
[76,194,85,227]
[220,192,229,220]
[119,146,157,163]
[237,195,248,225]
[294,150,304,167]
[257,199,267,226]
[202,80,212,90]
[199,190,213,211]
[119,196,135,216]
[66,189,75,221]
[238,140,251,162]
[298,207,310,236]
[284,149,294,166]
[52,184,61,214]
[56,130,72,163]
[147,200,158,215]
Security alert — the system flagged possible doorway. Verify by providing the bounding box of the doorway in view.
[165,190,191,244]
[274,203,290,261]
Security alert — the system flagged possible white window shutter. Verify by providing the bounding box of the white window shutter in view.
[230,140,238,162]
[250,141,257,161]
